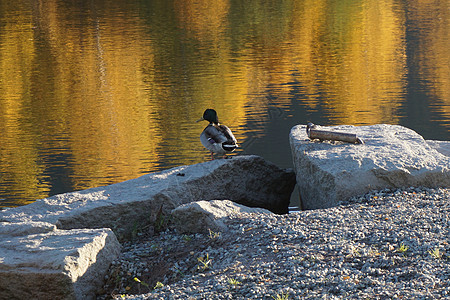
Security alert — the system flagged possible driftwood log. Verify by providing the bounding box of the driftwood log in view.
[306,123,364,144]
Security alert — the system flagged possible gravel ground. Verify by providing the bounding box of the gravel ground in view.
[98,187,449,299]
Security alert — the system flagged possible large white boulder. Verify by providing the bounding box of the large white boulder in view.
[0,228,120,300]
[171,200,272,233]
[290,124,450,209]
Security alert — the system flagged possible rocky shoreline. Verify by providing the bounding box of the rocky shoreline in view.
[99,187,449,299]
[1,124,449,299]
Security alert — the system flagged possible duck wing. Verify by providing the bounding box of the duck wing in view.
[217,124,238,146]
[217,124,238,152]
[203,124,228,144]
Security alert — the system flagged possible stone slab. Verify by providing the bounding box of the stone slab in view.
[0,155,294,299]
[0,130,442,299]
[290,124,450,209]
[0,221,56,237]
[0,155,295,239]
[171,200,272,233]
[0,228,120,300]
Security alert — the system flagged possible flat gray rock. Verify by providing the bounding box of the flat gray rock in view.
[0,155,294,299]
[0,221,56,236]
[0,155,294,239]
[171,200,272,233]
[290,124,450,209]
[0,228,120,300]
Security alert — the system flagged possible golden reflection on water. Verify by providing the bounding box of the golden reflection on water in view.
[407,0,450,120]
[0,0,448,206]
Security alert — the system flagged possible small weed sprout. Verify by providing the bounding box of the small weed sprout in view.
[155,215,166,232]
[131,222,139,240]
[272,291,290,300]
[154,281,164,290]
[182,235,192,242]
[208,228,221,239]
[396,243,409,255]
[197,253,212,271]
[346,246,360,258]
[133,277,149,288]
[174,267,185,277]
[227,277,241,287]
[291,255,304,262]
[428,247,442,259]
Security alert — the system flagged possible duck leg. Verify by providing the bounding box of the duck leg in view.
[210,152,215,160]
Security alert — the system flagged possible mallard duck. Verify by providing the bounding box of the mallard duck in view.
[197,109,238,159]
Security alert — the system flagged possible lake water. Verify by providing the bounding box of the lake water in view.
[0,0,448,207]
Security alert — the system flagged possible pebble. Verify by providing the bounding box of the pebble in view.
[99,187,449,299]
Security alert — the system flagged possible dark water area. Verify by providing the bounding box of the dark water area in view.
[0,0,448,207]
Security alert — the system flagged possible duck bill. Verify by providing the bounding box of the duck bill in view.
[196,118,204,123]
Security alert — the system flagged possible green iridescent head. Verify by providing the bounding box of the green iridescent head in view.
[201,109,219,124]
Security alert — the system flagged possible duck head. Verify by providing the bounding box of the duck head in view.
[197,109,219,124]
